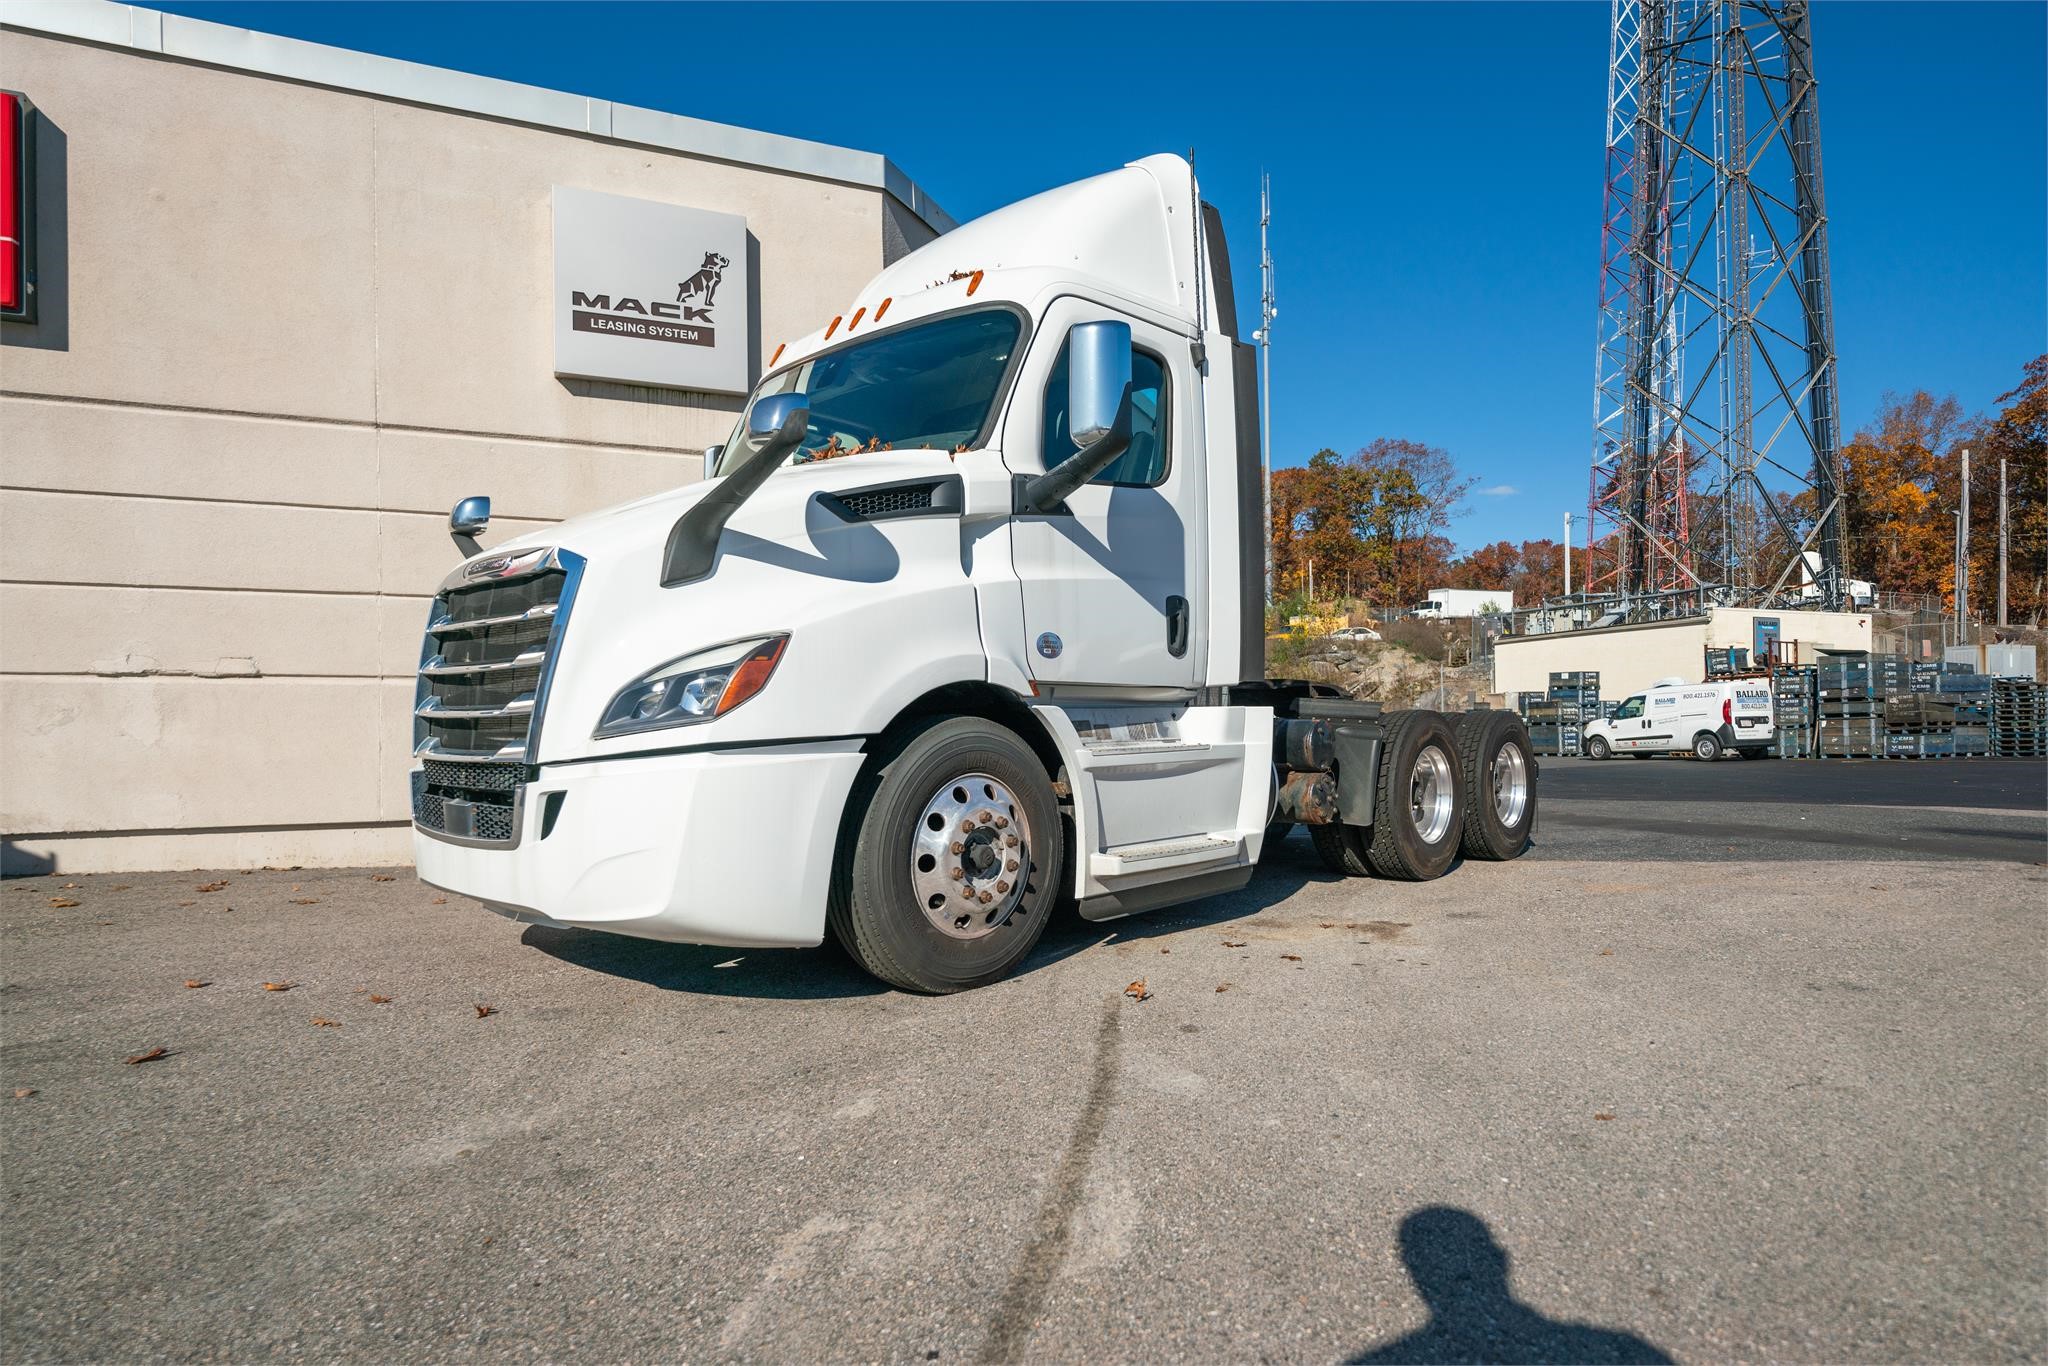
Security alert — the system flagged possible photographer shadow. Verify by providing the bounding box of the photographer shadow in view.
[1350,1207,1671,1365]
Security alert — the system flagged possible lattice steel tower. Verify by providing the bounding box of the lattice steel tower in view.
[1587,0,1845,609]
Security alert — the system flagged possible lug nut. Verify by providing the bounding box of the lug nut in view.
[960,820,975,834]
[995,880,1010,894]
[978,891,993,905]
[995,816,1009,829]
[949,867,964,881]
[1006,859,1019,872]
[1004,833,1018,847]
[977,810,993,825]
[951,840,965,855]
[961,886,975,900]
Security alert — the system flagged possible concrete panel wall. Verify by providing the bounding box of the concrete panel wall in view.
[1493,621,1710,702]
[0,29,917,872]
[1706,608,1873,661]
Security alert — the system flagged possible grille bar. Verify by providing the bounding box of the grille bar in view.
[420,649,547,678]
[427,602,558,637]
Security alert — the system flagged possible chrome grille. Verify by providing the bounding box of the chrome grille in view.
[414,547,582,764]
[413,546,582,847]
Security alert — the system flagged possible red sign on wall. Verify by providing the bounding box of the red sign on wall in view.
[1,90,34,323]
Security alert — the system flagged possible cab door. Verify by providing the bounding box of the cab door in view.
[1006,299,1202,690]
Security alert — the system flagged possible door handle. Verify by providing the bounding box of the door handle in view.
[1166,595,1189,658]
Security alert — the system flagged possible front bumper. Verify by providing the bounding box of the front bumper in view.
[412,742,866,948]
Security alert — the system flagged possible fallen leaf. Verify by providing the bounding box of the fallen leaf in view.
[1594,1112,1615,1122]
[1159,947,1171,954]
[124,1047,170,1065]
[1221,940,1247,948]
[1123,980,1151,1002]
[309,1017,342,1028]
[111,884,131,891]
[290,898,319,905]
[48,898,79,908]
[1280,953,1303,962]
[368,994,392,1004]
[183,980,209,989]
[431,897,447,905]
[196,882,227,894]
[291,884,301,892]
[1320,922,1336,929]
[474,1004,497,1018]
[370,874,395,882]
[261,981,296,992]
[1599,949,1614,957]
[59,882,81,889]
[14,1088,37,1098]
[176,901,196,908]
[1215,982,1232,993]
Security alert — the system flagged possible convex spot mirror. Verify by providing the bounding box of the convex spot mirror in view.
[748,391,809,445]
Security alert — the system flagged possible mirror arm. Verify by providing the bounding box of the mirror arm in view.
[1020,417,1131,514]
[661,419,807,587]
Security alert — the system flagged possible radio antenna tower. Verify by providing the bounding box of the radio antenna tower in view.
[1587,0,1845,610]
[1256,171,1277,604]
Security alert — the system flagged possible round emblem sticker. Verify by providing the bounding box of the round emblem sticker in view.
[1035,632,1063,660]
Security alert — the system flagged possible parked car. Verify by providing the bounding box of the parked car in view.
[1330,626,1382,642]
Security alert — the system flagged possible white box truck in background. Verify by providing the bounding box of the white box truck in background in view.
[1412,589,1515,619]
[409,155,1539,993]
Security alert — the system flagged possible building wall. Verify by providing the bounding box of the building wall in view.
[1494,608,1878,703]
[0,27,930,872]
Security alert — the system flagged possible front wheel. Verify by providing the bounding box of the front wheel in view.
[1365,710,1464,881]
[1586,735,1612,761]
[1692,732,1722,761]
[829,716,1062,993]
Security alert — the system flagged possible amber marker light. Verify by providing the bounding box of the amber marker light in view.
[823,314,843,340]
[716,637,789,716]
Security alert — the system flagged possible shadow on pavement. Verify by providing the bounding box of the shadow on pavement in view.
[517,832,1343,999]
[1350,1207,1671,1364]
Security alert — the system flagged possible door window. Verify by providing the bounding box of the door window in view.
[1614,695,1645,719]
[1040,343,1168,487]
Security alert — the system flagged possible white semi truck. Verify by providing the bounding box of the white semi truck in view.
[411,155,1537,992]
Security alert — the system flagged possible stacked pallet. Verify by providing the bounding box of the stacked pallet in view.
[1817,653,1883,757]
[1518,671,1599,757]
[1991,679,2047,758]
[1705,646,1751,679]
[1772,666,1816,758]
[1883,694,1958,758]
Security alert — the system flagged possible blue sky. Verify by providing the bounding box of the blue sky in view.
[157,1,2047,552]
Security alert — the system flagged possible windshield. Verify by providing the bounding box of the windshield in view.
[716,309,1022,474]
[1614,695,1645,719]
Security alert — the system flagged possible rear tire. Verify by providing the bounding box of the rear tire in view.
[1365,710,1463,881]
[1586,735,1612,761]
[828,716,1061,994]
[1308,820,1372,876]
[1692,732,1722,761]
[1453,710,1536,860]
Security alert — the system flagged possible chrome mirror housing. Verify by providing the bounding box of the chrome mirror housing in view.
[748,392,809,442]
[449,495,491,537]
[1067,320,1133,448]
[700,444,724,482]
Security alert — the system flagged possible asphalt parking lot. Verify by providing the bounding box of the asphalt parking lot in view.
[4,759,2044,1363]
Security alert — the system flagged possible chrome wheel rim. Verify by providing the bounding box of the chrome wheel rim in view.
[1409,745,1455,845]
[1491,742,1529,827]
[910,772,1032,940]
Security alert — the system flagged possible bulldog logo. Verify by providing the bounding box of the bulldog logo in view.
[677,252,729,308]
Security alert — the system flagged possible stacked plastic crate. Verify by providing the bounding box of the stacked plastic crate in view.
[1937,667,1994,756]
[1816,653,1882,757]
[1771,665,1817,757]
[1882,694,1958,758]
[1991,679,2047,758]
[1705,646,1751,679]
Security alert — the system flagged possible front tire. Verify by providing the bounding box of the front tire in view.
[1365,710,1464,881]
[1453,711,1536,860]
[1692,732,1722,761]
[829,716,1061,994]
[1586,735,1612,761]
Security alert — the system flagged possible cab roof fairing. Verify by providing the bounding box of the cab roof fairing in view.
[767,154,1220,378]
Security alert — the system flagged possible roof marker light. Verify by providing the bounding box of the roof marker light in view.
[848,306,866,332]
[770,342,786,366]
[966,270,984,297]
[824,314,842,340]
[875,296,892,321]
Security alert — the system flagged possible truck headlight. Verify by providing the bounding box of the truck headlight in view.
[595,635,788,738]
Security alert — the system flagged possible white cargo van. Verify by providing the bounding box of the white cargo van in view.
[1583,677,1774,760]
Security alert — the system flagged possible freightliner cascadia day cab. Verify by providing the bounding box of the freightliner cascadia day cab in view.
[1582,677,1775,760]
[411,155,1538,992]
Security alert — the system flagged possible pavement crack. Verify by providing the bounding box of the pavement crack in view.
[979,995,1122,1363]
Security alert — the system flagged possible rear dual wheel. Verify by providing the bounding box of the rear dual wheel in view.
[1452,710,1537,861]
[1309,710,1466,882]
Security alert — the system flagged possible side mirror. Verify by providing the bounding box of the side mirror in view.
[699,444,724,482]
[661,392,811,586]
[450,495,491,537]
[1022,320,1132,513]
[449,495,490,556]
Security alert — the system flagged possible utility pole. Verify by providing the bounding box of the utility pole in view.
[1563,512,1573,599]
[1998,457,2009,628]
[1957,446,1971,639]
[1256,171,1277,605]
